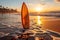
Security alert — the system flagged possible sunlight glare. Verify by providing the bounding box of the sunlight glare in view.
[37,16,42,25]
[35,6,43,12]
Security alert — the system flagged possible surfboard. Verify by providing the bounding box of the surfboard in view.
[21,2,30,29]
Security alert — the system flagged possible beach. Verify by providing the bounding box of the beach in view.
[0,13,60,40]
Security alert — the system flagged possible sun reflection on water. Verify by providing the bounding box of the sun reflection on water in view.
[37,16,42,25]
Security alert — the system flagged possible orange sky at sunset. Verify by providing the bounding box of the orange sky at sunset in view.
[23,5,60,13]
[17,3,60,13]
[1,0,60,13]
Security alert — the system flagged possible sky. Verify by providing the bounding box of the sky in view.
[0,0,60,12]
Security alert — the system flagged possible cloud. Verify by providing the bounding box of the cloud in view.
[55,0,60,3]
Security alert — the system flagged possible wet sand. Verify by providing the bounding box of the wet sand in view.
[42,20,60,33]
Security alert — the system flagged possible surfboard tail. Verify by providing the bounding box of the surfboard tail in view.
[21,2,30,29]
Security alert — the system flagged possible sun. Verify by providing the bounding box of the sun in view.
[35,6,43,12]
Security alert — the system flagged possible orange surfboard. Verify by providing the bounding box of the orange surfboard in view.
[21,2,30,29]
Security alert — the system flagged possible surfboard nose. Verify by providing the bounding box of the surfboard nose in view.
[21,2,30,29]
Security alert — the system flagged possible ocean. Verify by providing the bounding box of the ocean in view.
[0,13,60,39]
